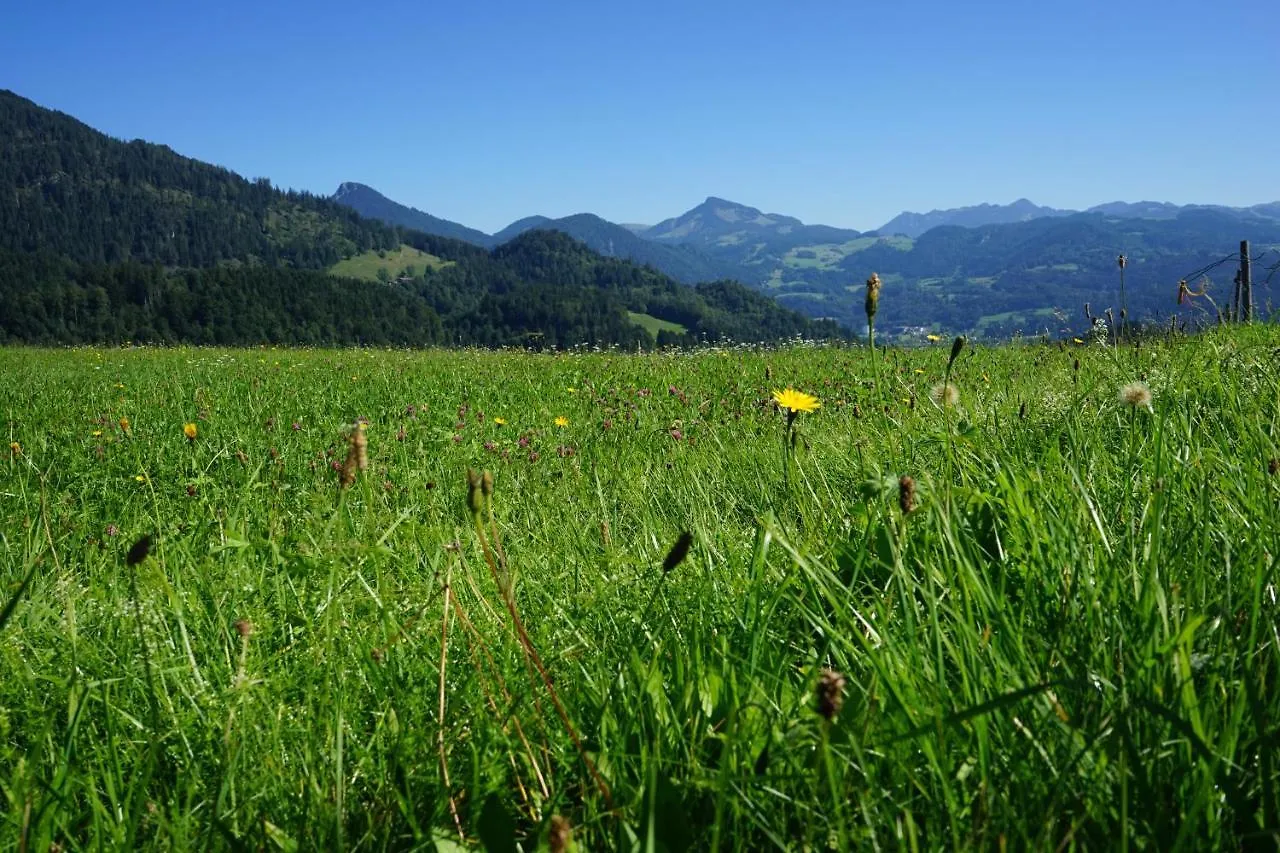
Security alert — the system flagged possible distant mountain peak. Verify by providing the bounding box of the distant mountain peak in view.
[645,196,820,243]
[333,181,367,196]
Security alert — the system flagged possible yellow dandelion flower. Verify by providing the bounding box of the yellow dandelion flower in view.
[926,334,942,342]
[183,422,198,440]
[567,387,577,394]
[914,368,925,375]
[9,441,21,457]
[494,417,507,426]
[554,416,569,428]
[119,416,131,434]
[771,388,821,414]
[1073,338,1085,345]
[135,474,146,483]
[91,430,103,437]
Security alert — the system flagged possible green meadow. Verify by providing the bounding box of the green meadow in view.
[330,245,452,282]
[2,327,1279,850]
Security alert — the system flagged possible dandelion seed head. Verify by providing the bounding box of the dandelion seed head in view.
[1119,381,1153,412]
[930,382,960,408]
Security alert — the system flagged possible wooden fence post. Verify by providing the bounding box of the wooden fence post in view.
[1240,240,1252,323]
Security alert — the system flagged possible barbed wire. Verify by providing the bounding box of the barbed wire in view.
[1263,256,1280,287]
[1178,253,1242,285]
[1178,249,1273,288]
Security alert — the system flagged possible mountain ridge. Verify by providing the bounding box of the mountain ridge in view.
[331,182,494,246]
[332,180,1280,339]
[877,198,1280,238]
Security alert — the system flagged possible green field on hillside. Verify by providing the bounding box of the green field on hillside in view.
[784,236,916,270]
[2,327,1279,849]
[330,244,452,281]
[626,311,688,339]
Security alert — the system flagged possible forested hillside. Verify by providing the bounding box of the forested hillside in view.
[0,90,843,347]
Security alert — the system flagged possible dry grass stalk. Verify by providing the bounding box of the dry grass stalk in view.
[437,558,465,842]
[466,470,614,810]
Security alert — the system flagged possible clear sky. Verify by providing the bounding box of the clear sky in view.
[2,0,1276,234]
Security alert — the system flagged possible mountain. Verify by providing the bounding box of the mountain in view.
[332,182,492,246]
[1084,200,1186,219]
[0,89,843,347]
[339,189,751,284]
[491,215,552,245]
[639,197,866,291]
[877,199,1072,239]
[644,196,860,247]
[879,198,1280,238]
[1085,200,1280,221]
[770,209,1280,338]
[491,212,749,284]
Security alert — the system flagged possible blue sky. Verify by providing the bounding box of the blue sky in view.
[2,0,1276,233]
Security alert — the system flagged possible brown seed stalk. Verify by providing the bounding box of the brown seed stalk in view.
[898,475,916,514]
[816,668,846,721]
[548,815,573,853]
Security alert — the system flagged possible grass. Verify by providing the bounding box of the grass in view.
[330,245,452,281]
[626,311,688,339]
[2,326,1280,849]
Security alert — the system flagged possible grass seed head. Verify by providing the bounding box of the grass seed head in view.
[234,619,254,638]
[815,668,846,721]
[340,453,358,488]
[899,475,917,514]
[1269,458,1278,476]
[864,273,882,323]
[466,468,485,516]
[351,425,368,471]
[548,815,573,853]
[948,335,966,370]
[339,424,367,487]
